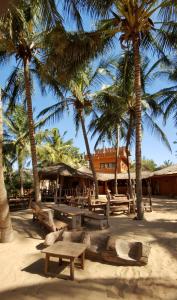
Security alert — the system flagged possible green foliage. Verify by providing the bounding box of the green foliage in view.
[90,50,171,151]
[36,128,85,167]
[5,169,33,195]
[130,157,157,172]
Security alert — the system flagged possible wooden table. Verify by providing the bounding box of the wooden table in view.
[46,204,87,229]
[42,241,87,280]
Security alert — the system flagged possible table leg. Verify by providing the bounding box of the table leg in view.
[45,254,50,275]
[70,258,75,280]
[81,251,85,270]
[128,203,130,215]
[72,215,81,229]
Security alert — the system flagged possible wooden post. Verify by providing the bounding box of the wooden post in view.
[106,191,110,227]
[81,251,85,270]
[54,176,59,203]
[70,258,75,280]
[59,176,64,203]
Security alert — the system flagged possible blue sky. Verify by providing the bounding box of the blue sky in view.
[1,8,177,166]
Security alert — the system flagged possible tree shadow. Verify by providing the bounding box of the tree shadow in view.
[0,277,177,300]
[11,217,47,240]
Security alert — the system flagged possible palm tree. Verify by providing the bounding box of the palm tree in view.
[0,88,13,242]
[91,50,171,199]
[0,1,54,241]
[38,64,109,198]
[89,91,128,195]
[36,128,84,167]
[0,1,61,202]
[70,0,175,219]
[4,105,31,196]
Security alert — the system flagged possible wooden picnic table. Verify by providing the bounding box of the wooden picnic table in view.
[42,241,87,280]
[45,204,88,229]
[8,197,30,210]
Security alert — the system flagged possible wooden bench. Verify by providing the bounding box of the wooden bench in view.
[8,197,30,211]
[31,202,68,232]
[83,212,109,230]
[109,196,133,215]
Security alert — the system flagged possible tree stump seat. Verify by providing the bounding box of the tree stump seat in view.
[83,212,109,229]
[31,202,68,232]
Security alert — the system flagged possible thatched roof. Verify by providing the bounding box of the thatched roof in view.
[38,163,93,180]
[153,164,177,177]
[96,171,153,181]
[39,163,177,181]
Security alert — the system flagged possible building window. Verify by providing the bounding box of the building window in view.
[100,162,116,169]
[100,163,105,169]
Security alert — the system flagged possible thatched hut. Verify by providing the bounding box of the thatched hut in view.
[151,165,177,197]
[38,163,93,201]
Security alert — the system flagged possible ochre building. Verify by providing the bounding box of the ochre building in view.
[86,147,129,174]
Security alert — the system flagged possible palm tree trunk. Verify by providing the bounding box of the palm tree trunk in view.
[79,111,99,199]
[114,125,119,194]
[18,154,24,197]
[133,34,144,220]
[126,112,133,198]
[23,58,40,202]
[0,88,13,242]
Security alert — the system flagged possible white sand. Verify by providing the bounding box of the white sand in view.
[0,197,177,300]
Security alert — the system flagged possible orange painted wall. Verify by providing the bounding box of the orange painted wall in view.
[86,147,129,174]
[151,176,177,196]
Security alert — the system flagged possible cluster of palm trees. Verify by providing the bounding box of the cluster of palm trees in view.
[4,105,84,196]
[0,0,177,242]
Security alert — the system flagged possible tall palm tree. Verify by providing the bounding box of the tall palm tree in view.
[69,0,175,219]
[91,51,171,199]
[0,88,13,242]
[4,105,31,196]
[0,0,60,242]
[0,2,61,202]
[89,92,128,195]
[38,64,109,198]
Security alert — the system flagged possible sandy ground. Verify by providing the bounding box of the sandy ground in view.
[0,197,177,300]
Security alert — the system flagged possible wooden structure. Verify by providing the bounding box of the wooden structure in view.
[47,204,87,230]
[86,147,128,174]
[31,202,68,232]
[39,162,177,199]
[44,231,151,267]
[42,241,87,280]
[151,164,177,197]
[8,196,30,211]
[39,163,93,202]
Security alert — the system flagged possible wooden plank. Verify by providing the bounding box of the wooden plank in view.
[51,204,87,216]
[42,241,87,259]
[70,258,75,280]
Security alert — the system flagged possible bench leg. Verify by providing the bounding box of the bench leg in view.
[58,258,62,266]
[45,254,50,275]
[81,251,85,270]
[72,215,81,229]
[70,258,75,280]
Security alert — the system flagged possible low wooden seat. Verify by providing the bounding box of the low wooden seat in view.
[83,212,109,230]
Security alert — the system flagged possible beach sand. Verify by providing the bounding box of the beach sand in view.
[0,197,177,300]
